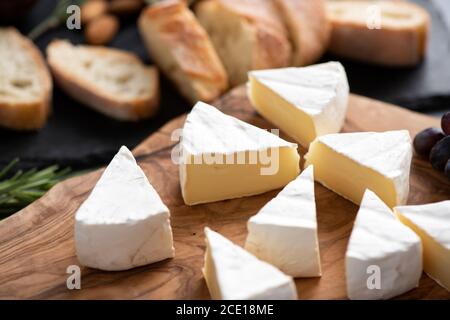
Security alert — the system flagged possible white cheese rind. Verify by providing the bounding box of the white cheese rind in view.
[346,190,422,300]
[75,146,175,271]
[181,102,296,156]
[203,227,298,300]
[395,201,450,250]
[245,165,321,277]
[395,201,450,291]
[314,130,412,205]
[249,62,349,138]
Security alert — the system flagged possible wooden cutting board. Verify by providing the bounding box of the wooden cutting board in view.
[0,86,449,300]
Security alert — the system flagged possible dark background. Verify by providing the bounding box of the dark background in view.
[0,0,449,170]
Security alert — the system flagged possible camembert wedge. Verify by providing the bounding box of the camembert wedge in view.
[75,146,174,271]
[346,190,422,300]
[245,165,321,277]
[248,62,349,147]
[179,102,300,205]
[395,201,450,292]
[203,227,298,300]
[304,130,412,208]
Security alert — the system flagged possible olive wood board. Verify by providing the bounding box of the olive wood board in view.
[0,86,449,300]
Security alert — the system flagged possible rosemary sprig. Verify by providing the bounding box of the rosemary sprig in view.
[28,0,86,41]
[0,159,73,218]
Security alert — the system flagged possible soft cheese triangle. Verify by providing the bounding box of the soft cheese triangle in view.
[245,165,321,277]
[346,190,422,300]
[304,130,412,208]
[179,102,300,205]
[395,201,450,292]
[248,62,349,147]
[203,227,298,300]
[75,146,174,271]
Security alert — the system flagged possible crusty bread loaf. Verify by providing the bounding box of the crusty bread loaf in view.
[0,28,52,130]
[195,0,292,86]
[138,0,228,104]
[47,40,159,121]
[274,0,330,66]
[326,0,430,66]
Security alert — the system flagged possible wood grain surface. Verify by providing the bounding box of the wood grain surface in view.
[0,86,449,300]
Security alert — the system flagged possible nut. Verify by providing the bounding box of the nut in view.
[85,14,120,45]
[109,0,144,16]
[81,0,108,25]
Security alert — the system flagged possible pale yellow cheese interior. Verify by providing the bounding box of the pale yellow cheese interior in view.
[203,246,222,299]
[304,141,398,208]
[395,211,450,291]
[249,77,316,147]
[181,147,300,205]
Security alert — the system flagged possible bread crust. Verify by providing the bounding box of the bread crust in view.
[0,28,52,130]
[327,1,430,67]
[47,40,159,121]
[275,0,330,66]
[138,0,228,103]
[195,0,291,86]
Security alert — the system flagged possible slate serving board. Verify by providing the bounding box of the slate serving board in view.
[0,0,449,171]
[327,0,450,111]
[1,87,449,300]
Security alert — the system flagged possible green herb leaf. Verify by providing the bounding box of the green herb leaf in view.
[0,159,76,219]
[28,0,86,41]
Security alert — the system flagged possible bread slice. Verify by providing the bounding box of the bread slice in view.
[195,0,292,86]
[326,0,430,66]
[274,0,330,66]
[138,0,228,104]
[0,28,52,130]
[47,40,159,121]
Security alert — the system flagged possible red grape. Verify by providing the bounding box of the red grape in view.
[430,136,450,172]
[445,159,450,180]
[413,128,445,158]
[442,112,450,135]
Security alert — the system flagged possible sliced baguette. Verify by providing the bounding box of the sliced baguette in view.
[47,40,159,121]
[326,0,430,66]
[195,0,292,86]
[0,28,52,130]
[138,0,228,104]
[275,0,330,66]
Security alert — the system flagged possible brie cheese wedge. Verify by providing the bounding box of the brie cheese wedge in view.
[346,190,422,300]
[203,227,298,300]
[245,165,321,277]
[395,201,450,292]
[304,130,412,208]
[75,146,175,271]
[248,62,349,147]
[179,102,300,205]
